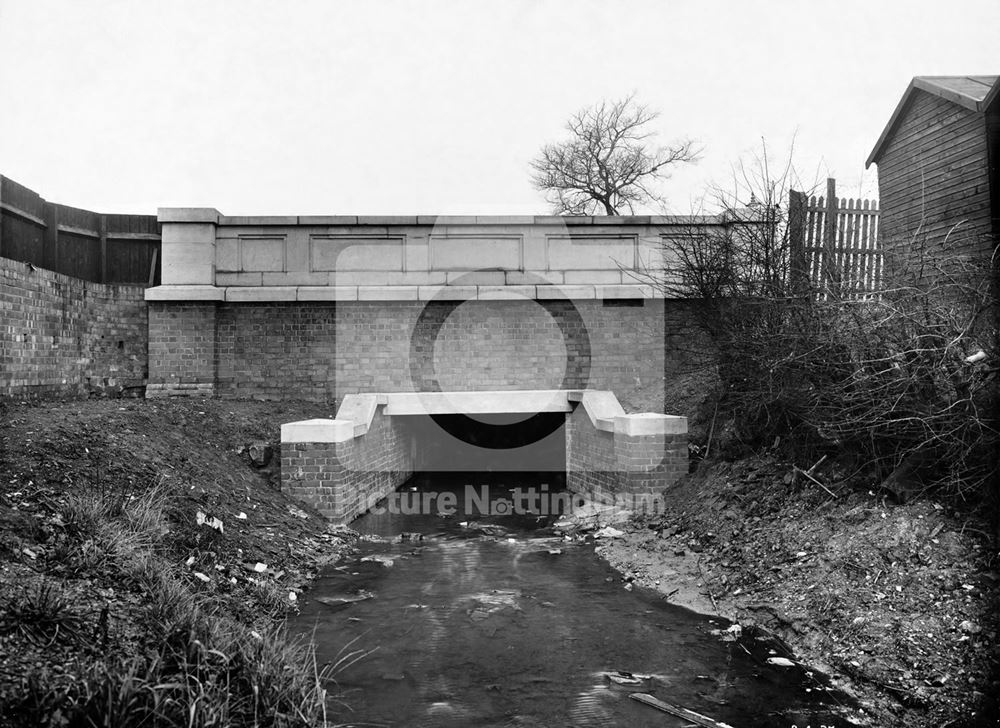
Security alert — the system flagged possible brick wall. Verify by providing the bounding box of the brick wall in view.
[1,256,147,398]
[565,404,687,505]
[147,298,694,410]
[146,302,217,397]
[280,409,412,521]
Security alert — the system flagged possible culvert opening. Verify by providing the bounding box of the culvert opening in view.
[401,411,567,475]
[370,410,572,529]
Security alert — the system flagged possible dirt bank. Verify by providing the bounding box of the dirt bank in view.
[597,457,1000,727]
[0,397,355,725]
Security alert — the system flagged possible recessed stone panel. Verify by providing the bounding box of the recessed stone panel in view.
[240,236,286,272]
[310,236,405,272]
[429,236,522,271]
[545,235,637,270]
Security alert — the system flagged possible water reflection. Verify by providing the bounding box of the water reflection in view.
[289,475,853,727]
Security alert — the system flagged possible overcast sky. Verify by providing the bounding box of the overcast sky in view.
[1,0,998,216]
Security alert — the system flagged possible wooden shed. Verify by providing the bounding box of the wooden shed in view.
[866,75,1000,270]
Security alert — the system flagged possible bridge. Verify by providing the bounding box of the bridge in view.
[144,212,731,520]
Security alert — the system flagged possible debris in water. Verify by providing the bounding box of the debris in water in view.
[629,693,735,728]
[710,624,743,642]
[766,656,796,667]
[361,555,395,567]
[315,591,375,609]
[604,670,651,686]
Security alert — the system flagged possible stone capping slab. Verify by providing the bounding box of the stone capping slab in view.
[157,208,221,224]
[142,284,661,302]
[336,393,384,437]
[157,209,729,227]
[144,285,224,302]
[614,413,688,436]
[383,390,573,416]
[280,418,355,443]
[225,286,297,302]
[568,390,626,433]
[281,390,686,448]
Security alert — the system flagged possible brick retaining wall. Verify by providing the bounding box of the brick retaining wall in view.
[280,409,412,522]
[146,299,694,406]
[566,402,687,504]
[1,256,147,398]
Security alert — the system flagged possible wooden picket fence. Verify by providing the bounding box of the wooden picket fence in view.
[789,178,881,298]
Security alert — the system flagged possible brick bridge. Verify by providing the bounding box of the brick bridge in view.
[145,211,731,521]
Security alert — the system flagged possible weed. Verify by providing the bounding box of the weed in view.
[0,582,89,648]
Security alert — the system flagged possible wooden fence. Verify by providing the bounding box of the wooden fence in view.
[789,178,881,298]
[0,175,160,286]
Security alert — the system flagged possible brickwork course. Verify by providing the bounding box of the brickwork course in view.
[281,411,412,521]
[1,256,147,398]
[142,298,700,408]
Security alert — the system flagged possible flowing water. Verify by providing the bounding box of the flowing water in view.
[290,475,854,728]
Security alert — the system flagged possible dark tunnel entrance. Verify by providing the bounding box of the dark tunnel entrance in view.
[400,411,567,477]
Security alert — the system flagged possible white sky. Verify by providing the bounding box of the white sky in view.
[1,0,998,216]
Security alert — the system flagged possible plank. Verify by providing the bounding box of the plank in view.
[629,693,736,728]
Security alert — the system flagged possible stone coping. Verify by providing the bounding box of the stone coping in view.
[280,390,687,445]
[159,208,728,227]
[145,283,662,302]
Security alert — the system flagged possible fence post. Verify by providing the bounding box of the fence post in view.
[822,177,841,293]
[99,215,108,284]
[788,189,807,298]
[43,202,60,273]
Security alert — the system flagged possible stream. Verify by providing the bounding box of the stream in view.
[290,474,854,728]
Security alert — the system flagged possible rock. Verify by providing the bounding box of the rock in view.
[959,620,982,634]
[247,441,273,468]
[594,526,625,539]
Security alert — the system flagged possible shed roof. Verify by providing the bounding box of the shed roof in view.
[865,75,1000,168]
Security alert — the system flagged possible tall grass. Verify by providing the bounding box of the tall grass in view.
[4,480,354,727]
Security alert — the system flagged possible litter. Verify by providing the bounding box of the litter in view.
[604,670,651,686]
[766,656,796,667]
[629,693,735,728]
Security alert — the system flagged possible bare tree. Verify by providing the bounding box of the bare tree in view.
[530,95,699,215]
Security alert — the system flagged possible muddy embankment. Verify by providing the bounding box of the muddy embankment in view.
[0,398,356,725]
[592,457,1000,728]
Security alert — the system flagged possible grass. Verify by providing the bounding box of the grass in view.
[2,480,351,727]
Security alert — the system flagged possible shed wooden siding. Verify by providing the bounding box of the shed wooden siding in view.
[877,88,992,265]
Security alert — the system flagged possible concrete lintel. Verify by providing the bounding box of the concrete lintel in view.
[157,208,221,224]
[357,285,419,301]
[225,286,297,302]
[383,390,572,416]
[477,285,537,300]
[417,285,477,301]
[297,286,359,301]
[534,284,597,300]
[280,418,355,443]
[144,285,224,302]
[614,413,688,436]
[595,284,655,299]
